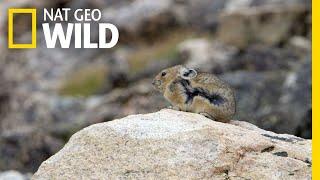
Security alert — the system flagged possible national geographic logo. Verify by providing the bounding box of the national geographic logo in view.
[8,8,119,49]
[8,8,37,48]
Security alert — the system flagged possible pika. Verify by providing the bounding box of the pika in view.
[152,65,236,123]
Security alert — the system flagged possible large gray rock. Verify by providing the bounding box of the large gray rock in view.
[33,109,311,180]
[217,4,309,48]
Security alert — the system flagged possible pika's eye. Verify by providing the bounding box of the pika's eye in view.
[161,72,167,77]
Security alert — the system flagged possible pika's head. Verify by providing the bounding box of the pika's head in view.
[152,65,197,92]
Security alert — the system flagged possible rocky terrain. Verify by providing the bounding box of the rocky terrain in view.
[0,0,311,177]
[33,110,311,179]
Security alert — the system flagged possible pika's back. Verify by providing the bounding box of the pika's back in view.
[192,72,232,89]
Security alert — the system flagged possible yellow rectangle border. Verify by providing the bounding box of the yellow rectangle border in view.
[8,8,37,48]
[313,0,318,178]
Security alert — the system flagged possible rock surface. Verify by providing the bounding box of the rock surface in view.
[33,109,311,180]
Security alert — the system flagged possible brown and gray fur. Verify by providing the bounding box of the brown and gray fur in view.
[152,65,236,123]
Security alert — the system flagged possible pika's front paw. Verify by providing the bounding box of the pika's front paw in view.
[199,112,216,121]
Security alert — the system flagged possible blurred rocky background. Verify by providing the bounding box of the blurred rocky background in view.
[0,0,311,177]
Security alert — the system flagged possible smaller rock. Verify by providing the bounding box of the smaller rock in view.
[217,4,309,48]
[0,170,28,180]
[178,39,238,73]
[288,36,311,53]
[224,0,253,12]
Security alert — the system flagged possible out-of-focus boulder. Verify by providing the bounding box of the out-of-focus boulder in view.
[0,170,29,180]
[221,57,311,138]
[33,109,311,179]
[0,129,63,173]
[279,59,311,138]
[0,64,10,120]
[102,0,177,41]
[222,71,287,127]
[178,39,238,73]
[217,4,309,48]
[0,92,86,172]
[230,44,302,72]
[178,40,302,74]
[0,91,86,131]
[175,0,226,29]
[288,36,311,55]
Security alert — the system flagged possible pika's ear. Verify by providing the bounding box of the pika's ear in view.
[179,67,197,80]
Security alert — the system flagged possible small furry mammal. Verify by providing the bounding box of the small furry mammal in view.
[152,65,236,122]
